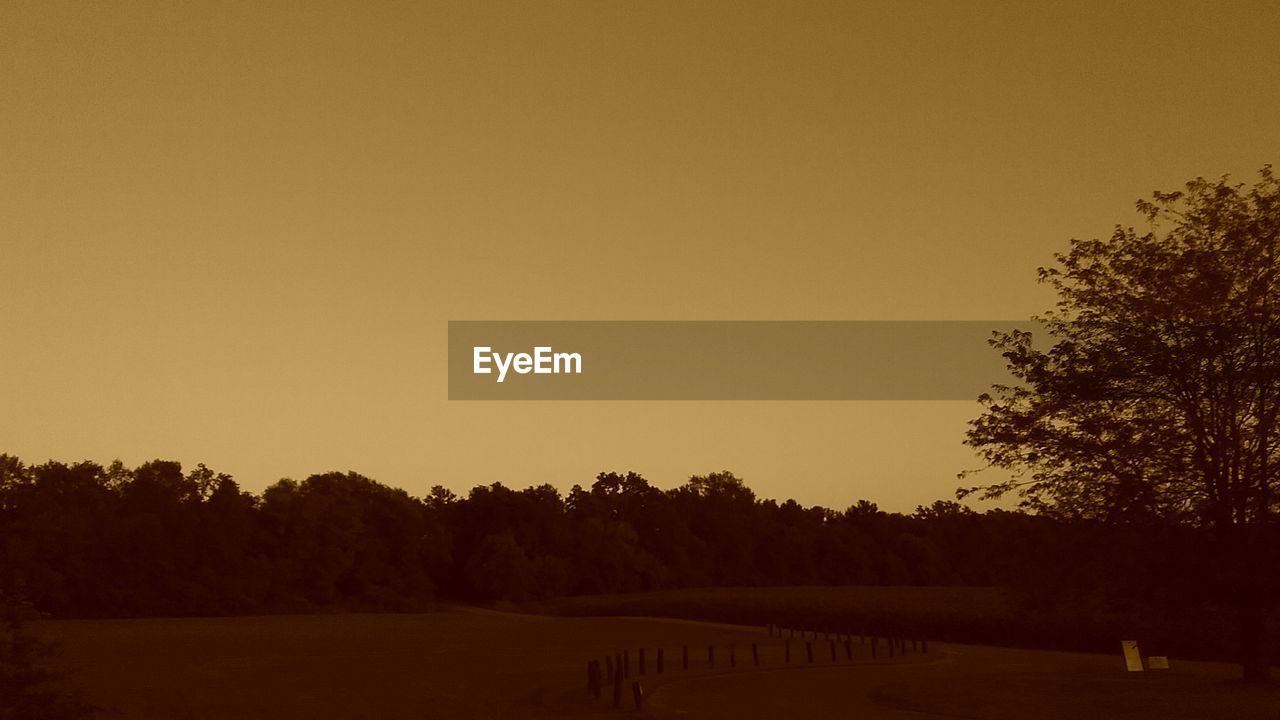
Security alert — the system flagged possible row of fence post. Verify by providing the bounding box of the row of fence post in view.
[766,623,929,659]
[585,625,931,711]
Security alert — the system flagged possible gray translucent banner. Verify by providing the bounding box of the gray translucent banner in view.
[448,321,1037,400]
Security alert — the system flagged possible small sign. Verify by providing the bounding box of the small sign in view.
[1121,640,1144,672]
[1147,656,1169,670]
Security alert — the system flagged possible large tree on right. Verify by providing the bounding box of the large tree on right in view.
[963,167,1280,682]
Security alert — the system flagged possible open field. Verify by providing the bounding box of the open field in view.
[31,607,1280,719]
[34,609,794,719]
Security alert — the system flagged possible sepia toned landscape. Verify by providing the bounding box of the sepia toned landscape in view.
[5,1,1280,718]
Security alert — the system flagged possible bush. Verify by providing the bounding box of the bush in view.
[0,597,93,720]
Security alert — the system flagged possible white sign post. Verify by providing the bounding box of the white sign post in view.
[1121,640,1144,672]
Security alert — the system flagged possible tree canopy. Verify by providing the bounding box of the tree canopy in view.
[962,166,1280,681]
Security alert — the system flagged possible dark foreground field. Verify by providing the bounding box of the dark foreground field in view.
[33,606,1280,719]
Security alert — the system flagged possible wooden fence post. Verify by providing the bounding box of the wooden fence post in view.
[631,681,644,710]
[605,654,614,682]
[612,664,623,707]
[806,641,814,664]
[844,637,852,660]
[657,647,664,673]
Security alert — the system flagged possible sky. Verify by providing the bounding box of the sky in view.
[3,0,1279,511]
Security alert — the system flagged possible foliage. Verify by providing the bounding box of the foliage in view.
[962,166,1280,680]
[0,458,1037,615]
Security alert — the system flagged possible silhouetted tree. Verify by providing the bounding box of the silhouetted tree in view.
[465,534,533,602]
[258,472,442,610]
[963,167,1280,681]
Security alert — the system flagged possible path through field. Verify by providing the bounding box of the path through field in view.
[34,609,1279,719]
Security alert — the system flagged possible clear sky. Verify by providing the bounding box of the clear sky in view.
[3,0,1278,511]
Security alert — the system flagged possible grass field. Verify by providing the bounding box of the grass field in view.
[34,609,788,719]
[31,603,1279,719]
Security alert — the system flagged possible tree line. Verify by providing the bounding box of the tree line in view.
[1,454,1095,617]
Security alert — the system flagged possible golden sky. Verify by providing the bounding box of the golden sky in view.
[3,0,1278,511]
